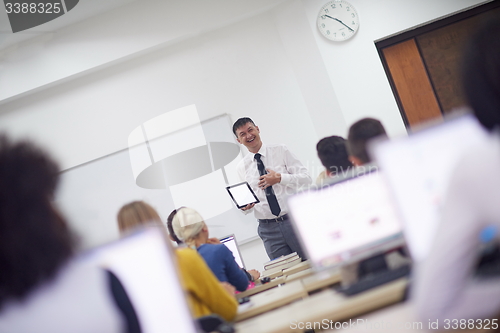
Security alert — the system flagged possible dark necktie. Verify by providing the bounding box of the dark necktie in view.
[254,153,281,216]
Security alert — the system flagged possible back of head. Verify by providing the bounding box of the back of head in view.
[347,118,387,164]
[462,18,500,131]
[166,208,184,245]
[171,207,205,247]
[117,201,162,234]
[232,117,255,136]
[0,135,73,307]
[316,136,353,175]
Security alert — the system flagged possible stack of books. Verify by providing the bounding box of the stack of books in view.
[261,252,301,278]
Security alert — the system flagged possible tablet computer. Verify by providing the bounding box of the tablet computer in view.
[226,182,259,209]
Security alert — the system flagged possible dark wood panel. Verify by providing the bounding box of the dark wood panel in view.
[382,39,442,127]
[416,7,500,114]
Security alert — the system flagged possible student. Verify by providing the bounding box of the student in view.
[117,201,238,322]
[414,19,500,322]
[347,118,387,166]
[172,207,259,292]
[0,136,125,333]
[315,135,353,185]
[233,117,312,260]
[167,208,260,286]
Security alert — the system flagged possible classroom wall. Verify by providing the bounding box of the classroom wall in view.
[0,0,488,268]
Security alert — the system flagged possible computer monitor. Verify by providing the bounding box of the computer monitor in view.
[370,113,489,263]
[288,169,404,270]
[80,228,198,333]
[219,234,245,269]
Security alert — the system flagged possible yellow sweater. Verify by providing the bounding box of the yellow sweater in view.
[176,248,238,321]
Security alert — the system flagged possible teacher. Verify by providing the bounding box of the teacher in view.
[233,117,312,260]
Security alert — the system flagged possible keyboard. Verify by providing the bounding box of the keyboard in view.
[338,265,411,296]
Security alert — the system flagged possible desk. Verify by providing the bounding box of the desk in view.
[236,276,286,299]
[235,278,408,333]
[284,268,314,283]
[261,260,309,279]
[301,268,340,292]
[282,261,310,277]
[330,301,491,333]
[235,279,308,322]
[261,265,286,278]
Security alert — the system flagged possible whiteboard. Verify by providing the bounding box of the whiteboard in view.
[55,113,259,250]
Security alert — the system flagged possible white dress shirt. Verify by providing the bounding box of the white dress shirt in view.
[236,143,312,220]
[413,133,500,323]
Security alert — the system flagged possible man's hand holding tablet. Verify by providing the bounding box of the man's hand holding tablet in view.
[241,203,255,211]
[226,182,259,209]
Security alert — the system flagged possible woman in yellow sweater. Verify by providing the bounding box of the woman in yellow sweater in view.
[116,201,238,321]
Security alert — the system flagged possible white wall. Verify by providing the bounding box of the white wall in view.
[0,0,489,267]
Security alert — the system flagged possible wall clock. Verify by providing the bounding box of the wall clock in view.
[317,0,360,41]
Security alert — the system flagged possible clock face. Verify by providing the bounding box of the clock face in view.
[317,0,360,41]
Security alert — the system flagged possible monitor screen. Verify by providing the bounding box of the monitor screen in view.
[370,113,489,263]
[288,170,404,270]
[219,234,245,269]
[80,228,198,333]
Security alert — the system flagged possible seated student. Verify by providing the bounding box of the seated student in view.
[347,118,387,166]
[0,136,127,333]
[172,207,258,292]
[315,135,353,185]
[167,208,260,284]
[116,201,238,322]
[345,119,408,279]
[414,19,500,323]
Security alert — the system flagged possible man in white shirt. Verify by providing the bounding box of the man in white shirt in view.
[233,117,312,260]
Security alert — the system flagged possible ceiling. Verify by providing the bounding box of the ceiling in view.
[0,0,138,51]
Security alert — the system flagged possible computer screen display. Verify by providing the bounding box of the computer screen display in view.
[288,170,404,270]
[370,113,488,263]
[81,228,198,333]
[219,234,245,269]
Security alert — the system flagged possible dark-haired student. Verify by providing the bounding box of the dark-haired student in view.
[316,135,353,186]
[117,201,238,322]
[347,117,387,166]
[414,19,500,323]
[233,117,312,260]
[0,136,127,333]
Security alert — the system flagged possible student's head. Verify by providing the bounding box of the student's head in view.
[232,117,262,153]
[166,208,184,245]
[171,207,208,247]
[0,135,73,307]
[462,19,500,131]
[347,118,387,166]
[117,201,162,234]
[316,136,353,176]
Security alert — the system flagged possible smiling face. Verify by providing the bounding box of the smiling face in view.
[235,122,262,153]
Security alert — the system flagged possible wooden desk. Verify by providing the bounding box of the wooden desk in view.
[236,276,286,299]
[282,261,310,277]
[330,300,491,333]
[261,260,308,279]
[261,265,286,278]
[235,279,308,322]
[301,268,341,292]
[261,268,286,279]
[284,268,314,283]
[235,278,408,333]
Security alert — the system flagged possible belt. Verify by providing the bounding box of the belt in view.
[258,214,289,223]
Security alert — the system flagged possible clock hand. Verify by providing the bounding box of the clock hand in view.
[322,15,354,32]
